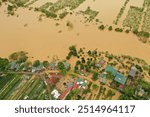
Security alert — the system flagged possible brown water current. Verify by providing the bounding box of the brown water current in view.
[0,0,150,64]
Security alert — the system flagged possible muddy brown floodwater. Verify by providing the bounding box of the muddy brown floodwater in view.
[0,0,150,64]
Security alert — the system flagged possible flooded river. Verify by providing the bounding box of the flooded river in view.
[0,0,150,64]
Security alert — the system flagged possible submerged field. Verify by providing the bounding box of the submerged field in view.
[0,0,150,64]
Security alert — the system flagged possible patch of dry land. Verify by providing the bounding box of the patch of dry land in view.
[0,0,149,64]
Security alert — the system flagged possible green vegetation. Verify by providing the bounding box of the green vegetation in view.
[115,0,130,25]
[80,6,99,22]
[59,11,68,19]
[9,0,30,7]
[40,9,57,18]
[9,51,28,63]
[49,0,86,12]
[0,45,150,100]
[0,73,21,99]
[0,58,9,71]
[92,84,98,90]
[123,6,143,30]
[66,21,74,29]
[38,2,53,11]
[58,62,67,76]
[115,28,123,32]
[25,0,39,7]
[33,60,40,67]
[142,6,150,33]
[105,90,115,99]
[35,2,57,19]
[66,45,78,59]
[65,89,80,100]
[108,26,113,31]
[7,4,16,15]
[43,61,49,69]
[92,72,99,81]
[98,25,105,30]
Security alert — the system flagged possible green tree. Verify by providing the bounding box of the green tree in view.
[83,89,90,94]
[0,58,9,71]
[58,62,67,76]
[98,25,105,30]
[124,86,135,97]
[58,62,65,70]
[108,26,113,31]
[33,60,40,67]
[69,45,78,56]
[125,29,130,33]
[81,57,86,63]
[92,84,98,90]
[43,61,49,69]
[9,51,28,63]
[76,60,81,65]
[87,50,92,56]
[92,72,99,81]
[7,5,13,11]
[80,64,84,70]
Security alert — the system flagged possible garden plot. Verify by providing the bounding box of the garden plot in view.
[0,74,15,90]
[114,0,130,25]
[79,6,99,22]
[25,0,54,8]
[19,78,46,100]
[35,1,58,19]
[142,6,150,32]
[24,0,39,7]
[123,6,143,30]
[31,0,86,19]
[49,0,86,13]
[5,75,47,100]
[9,0,30,6]
[0,74,22,99]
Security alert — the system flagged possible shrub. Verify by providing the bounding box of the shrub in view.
[92,72,99,81]
[98,25,105,30]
